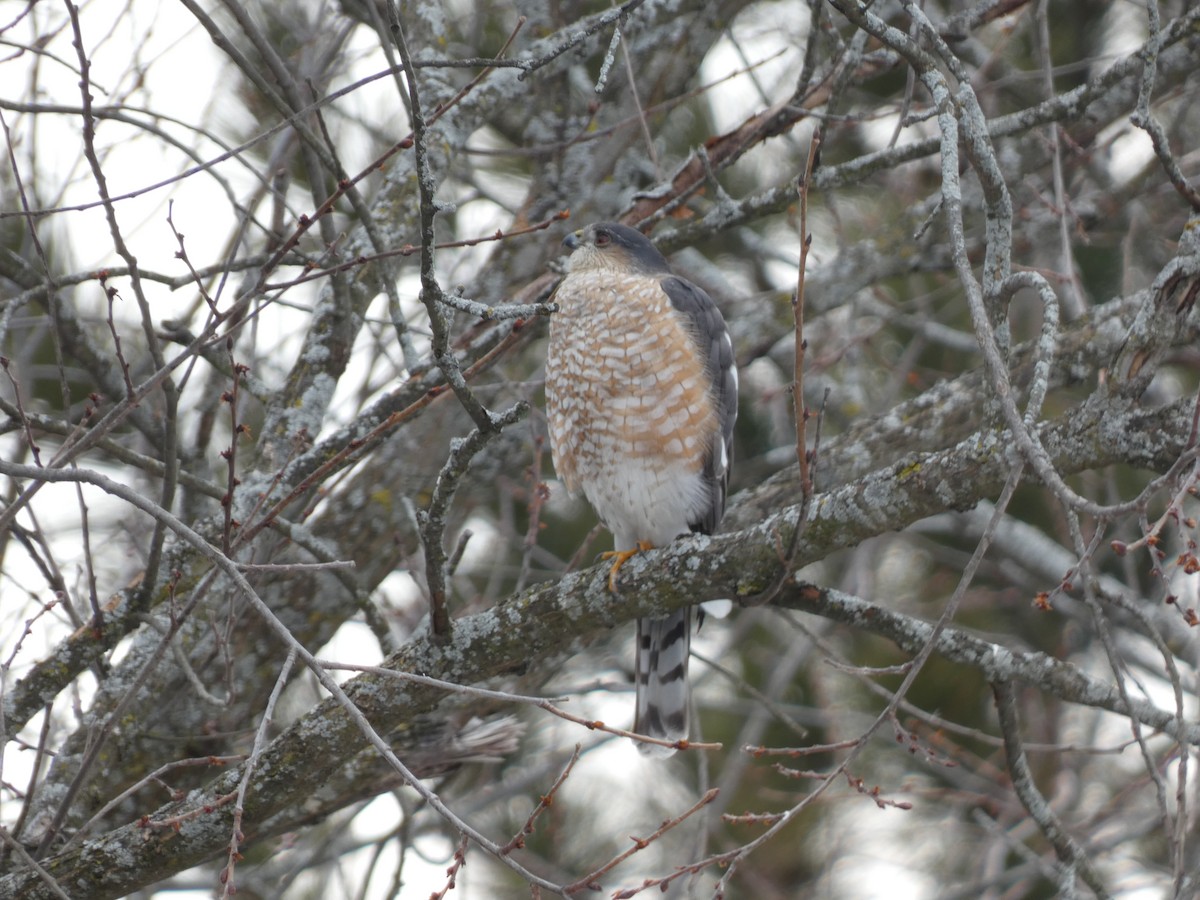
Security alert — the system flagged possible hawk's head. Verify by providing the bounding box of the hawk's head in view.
[562,222,670,276]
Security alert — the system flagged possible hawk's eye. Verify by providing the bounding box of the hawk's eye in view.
[594,231,611,246]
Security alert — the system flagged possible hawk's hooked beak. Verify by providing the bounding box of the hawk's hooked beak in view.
[562,231,582,251]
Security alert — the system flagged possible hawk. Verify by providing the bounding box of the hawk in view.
[545,222,738,757]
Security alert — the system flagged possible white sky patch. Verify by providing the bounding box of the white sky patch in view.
[698,0,808,135]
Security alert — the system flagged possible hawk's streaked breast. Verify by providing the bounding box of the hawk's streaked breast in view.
[546,268,718,548]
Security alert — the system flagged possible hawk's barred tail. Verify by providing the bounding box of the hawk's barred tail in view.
[634,609,691,757]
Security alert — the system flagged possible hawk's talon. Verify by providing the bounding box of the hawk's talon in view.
[601,541,655,592]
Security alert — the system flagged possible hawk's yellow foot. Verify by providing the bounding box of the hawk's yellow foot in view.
[601,540,655,593]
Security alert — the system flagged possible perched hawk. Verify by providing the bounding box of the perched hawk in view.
[545,222,738,757]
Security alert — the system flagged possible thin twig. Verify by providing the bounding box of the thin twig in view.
[1033,0,1087,317]
[568,789,720,895]
[499,745,582,854]
[514,433,549,595]
[1129,0,1200,212]
[428,834,470,900]
[741,128,824,608]
[0,830,70,900]
[219,346,248,555]
[64,756,245,848]
[419,402,530,636]
[220,648,297,898]
[316,659,719,753]
[993,680,1111,898]
[0,358,43,467]
[539,700,722,756]
[314,660,568,706]
[794,128,821,490]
